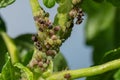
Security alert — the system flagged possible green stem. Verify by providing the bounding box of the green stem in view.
[47,59,120,80]
[30,0,42,16]
[1,31,19,64]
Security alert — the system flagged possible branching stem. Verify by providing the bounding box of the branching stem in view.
[47,59,120,80]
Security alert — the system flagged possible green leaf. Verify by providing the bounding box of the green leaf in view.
[1,53,16,80]
[0,36,7,72]
[0,16,6,32]
[14,34,34,52]
[0,0,15,8]
[14,34,34,65]
[81,0,102,15]
[107,0,120,7]
[100,48,120,64]
[1,31,19,64]
[53,52,68,72]
[92,0,120,7]
[43,0,55,8]
[81,0,116,64]
[114,68,120,80]
[0,16,7,72]
[14,63,33,80]
[86,47,120,80]
[82,1,120,80]
[93,0,104,3]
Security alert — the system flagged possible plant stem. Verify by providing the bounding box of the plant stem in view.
[1,31,19,64]
[29,0,42,16]
[47,59,120,80]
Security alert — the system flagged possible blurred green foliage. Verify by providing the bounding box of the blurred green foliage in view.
[80,0,120,80]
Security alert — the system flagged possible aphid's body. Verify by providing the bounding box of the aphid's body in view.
[64,73,71,80]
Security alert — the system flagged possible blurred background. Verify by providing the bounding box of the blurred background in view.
[0,0,93,80]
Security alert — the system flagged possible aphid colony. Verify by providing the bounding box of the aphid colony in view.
[69,7,84,24]
[32,14,62,55]
[30,6,84,75]
[30,12,63,71]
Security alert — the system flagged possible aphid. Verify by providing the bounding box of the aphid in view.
[35,41,40,46]
[54,26,61,31]
[64,73,71,79]
[76,19,83,24]
[46,60,50,64]
[51,35,57,40]
[45,43,51,49]
[77,15,82,20]
[49,30,55,37]
[32,35,38,42]
[78,8,83,13]
[46,50,55,56]
[38,46,42,51]
[48,25,53,29]
[45,20,52,26]
[38,61,43,67]
[33,16,39,21]
[44,12,49,17]
[38,18,45,24]
[30,59,38,68]
[39,27,44,32]
[77,8,84,17]
[35,41,42,50]
[69,9,77,18]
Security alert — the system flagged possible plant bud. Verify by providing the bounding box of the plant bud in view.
[56,39,62,45]
[43,63,48,68]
